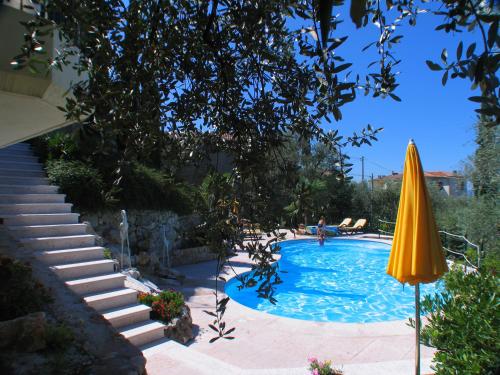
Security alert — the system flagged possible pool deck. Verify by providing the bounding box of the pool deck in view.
[147,232,435,374]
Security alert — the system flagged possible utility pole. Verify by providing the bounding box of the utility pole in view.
[371,173,374,191]
[361,156,365,182]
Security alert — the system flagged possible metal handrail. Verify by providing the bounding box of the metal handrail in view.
[377,219,481,269]
[440,231,481,270]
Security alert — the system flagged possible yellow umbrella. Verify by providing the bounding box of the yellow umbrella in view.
[386,139,448,375]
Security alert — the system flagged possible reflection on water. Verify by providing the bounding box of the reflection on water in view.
[225,239,440,323]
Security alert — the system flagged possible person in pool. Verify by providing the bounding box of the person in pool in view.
[317,216,326,245]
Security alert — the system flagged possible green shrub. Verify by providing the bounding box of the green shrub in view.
[45,324,74,350]
[117,162,194,214]
[46,160,106,211]
[0,256,53,321]
[419,267,500,374]
[31,131,78,162]
[138,290,184,323]
[103,248,112,260]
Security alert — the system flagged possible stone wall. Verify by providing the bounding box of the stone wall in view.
[171,246,217,267]
[80,210,211,269]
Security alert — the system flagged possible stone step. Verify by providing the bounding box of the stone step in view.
[102,304,152,328]
[0,150,34,158]
[52,259,115,280]
[2,142,31,150]
[1,213,79,225]
[8,223,86,238]
[0,175,49,185]
[118,321,165,347]
[0,184,58,194]
[0,193,65,204]
[84,288,138,312]
[39,246,104,264]
[142,339,242,375]
[0,169,45,178]
[0,203,72,215]
[66,273,126,295]
[0,161,43,170]
[0,155,38,163]
[20,234,95,250]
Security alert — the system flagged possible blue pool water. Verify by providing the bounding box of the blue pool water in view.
[225,239,440,323]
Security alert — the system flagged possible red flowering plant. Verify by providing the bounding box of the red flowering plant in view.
[138,290,184,324]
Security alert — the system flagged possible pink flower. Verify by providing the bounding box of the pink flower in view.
[312,369,319,375]
[308,356,318,363]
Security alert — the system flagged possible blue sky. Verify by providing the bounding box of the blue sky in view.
[311,6,482,180]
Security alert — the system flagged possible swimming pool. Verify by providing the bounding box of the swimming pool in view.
[225,239,440,323]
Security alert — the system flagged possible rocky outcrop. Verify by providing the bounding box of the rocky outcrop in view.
[164,305,194,344]
[171,246,218,266]
[0,312,47,352]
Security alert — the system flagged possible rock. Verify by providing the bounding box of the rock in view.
[0,312,47,352]
[84,221,105,246]
[157,265,185,281]
[107,228,121,244]
[137,252,150,267]
[123,268,141,279]
[164,305,194,344]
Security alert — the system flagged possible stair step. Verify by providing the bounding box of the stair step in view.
[52,259,115,280]
[0,150,34,158]
[0,155,38,163]
[84,288,137,312]
[0,175,49,185]
[0,161,43,170]
[66,273,126,295]
[1,213,79,225]
[0,169,45,177]
[39,246,104,264]
[0,194,65,204]
[0,184,58,194]
[20,234,95,250]
[1,143,31,150]
[118,321,165,347]
[141,339,241,374]
[0,203,72,215]
[102,304,151,328]
[8,223,86,237]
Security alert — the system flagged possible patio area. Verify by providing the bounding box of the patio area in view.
[146,233,435,374]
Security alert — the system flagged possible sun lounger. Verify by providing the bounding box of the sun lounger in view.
[339,219,367,235]
[338,218,352,228]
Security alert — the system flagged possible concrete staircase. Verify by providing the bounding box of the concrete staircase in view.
[0,143,165,347]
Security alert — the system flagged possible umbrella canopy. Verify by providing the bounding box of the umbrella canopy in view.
[387,140,448,285]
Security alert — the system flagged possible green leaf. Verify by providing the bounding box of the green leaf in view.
[442,70,449,86]
[350,0,367,29]
[441,48,448,64]
[466,43,476,58]
[426,60,443,71]
[389,93,401,102]
[487,20,498,49]
[333,63,352,73]
[456,41,463,61]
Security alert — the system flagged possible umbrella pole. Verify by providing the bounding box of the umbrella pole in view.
[415,282,421,375]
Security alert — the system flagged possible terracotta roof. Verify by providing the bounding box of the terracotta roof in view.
[375,171,461,181]
[424,171,458,178]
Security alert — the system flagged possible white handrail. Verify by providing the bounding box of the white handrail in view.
[377,219,481,269]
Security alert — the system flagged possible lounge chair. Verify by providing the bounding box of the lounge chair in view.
[242,222,263,239]
[339,219,367,235]
[337,218,352,228]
